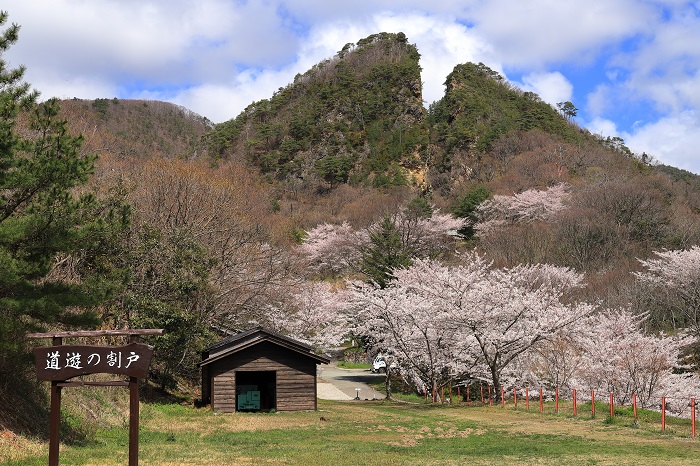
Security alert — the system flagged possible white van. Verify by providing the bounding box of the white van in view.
[371,355,397,373]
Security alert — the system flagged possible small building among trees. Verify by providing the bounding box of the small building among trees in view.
[200,327,330,413]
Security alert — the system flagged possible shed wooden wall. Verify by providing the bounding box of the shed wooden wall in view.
[209,341,317,413]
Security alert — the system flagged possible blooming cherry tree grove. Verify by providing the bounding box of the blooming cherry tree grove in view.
[299,207,464,281]
[574,309,698,411]
[346,253,594,399]
[475,183,569,234]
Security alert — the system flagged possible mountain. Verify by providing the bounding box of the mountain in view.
[206,32,427,189]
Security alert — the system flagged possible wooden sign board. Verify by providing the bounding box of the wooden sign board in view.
[34,342,153,381]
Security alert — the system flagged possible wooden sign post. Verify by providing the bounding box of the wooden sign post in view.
[27,329,163,466]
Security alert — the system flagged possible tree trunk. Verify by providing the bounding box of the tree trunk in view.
[490,365,502,402]
[385,368,392,399]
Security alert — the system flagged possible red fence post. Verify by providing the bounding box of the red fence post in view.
[555,387,559,414]
[458,386,461,405]
[591,389,595,418]
[632,394,637,422]
[501,387,505,408]
[539,387,543,413]
[662,396,667,431]
[489,386,492,407]
[514,387,518,409]
[692,398,696,438]
[609,393,614,418]
[442,386,445,404]
[467,386,470,405]
[526,387,529,411]
[573,389,577,417]
[480,385,484,404]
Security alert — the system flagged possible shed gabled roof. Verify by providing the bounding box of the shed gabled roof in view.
[199,327,330,366]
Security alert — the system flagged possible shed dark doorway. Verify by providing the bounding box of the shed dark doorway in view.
[235,370,276,412]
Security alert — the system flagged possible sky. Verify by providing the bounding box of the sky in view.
[3,1,700,173]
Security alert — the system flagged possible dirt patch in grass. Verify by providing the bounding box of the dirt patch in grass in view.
[0,428,45,462]
[143,409,322,435]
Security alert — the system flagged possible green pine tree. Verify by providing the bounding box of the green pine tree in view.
[0,11,128,379]
[360,216,413,288]
[453,185,491,238]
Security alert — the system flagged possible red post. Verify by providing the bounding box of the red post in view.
[591,389,595,418]
[480,385,484,404]
[609,393,614,418]
[489,386,492,406]
[424,386,427,402]
[539,387,543,413]
[692,398,696,438]
[514,387,517,409]
[467,386,470,405]
[555,387,559,414]
[501,387,505,408]
[526,387,529,411]
[458,386,461,404]
[632,394,637,422]
[442,386,445,404]
[573,389,577,417]
[662,397,666,431]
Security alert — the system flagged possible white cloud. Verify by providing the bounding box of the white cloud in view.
[167,12,492,121]
[586,84,613,117]
[466,0,655,68]
[586,117,619,139]
[624,110,700,173]
[611,3,700,112]
[517,71,573,107]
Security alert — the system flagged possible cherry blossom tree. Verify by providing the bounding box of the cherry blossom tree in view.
[635,246,700,336]
[574,309,698,409]
[475,183,569,234]
[257,281,351,349]
[348,277,464,398]
[408,257,592,398]
[298,222,367,278]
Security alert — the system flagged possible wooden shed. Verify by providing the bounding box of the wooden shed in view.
[200,327,330,413]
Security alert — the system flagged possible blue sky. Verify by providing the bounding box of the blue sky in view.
[4,0,700,173]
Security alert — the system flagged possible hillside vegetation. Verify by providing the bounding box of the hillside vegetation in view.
[207,32,426,189]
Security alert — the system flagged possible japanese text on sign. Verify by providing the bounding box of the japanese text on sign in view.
[34,343,153,381]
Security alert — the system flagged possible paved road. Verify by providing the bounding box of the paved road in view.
[318,364,386,401]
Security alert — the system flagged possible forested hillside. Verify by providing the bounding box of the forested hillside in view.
[4,25,700,442]
[58,98,212,159]
[207,32,427,189]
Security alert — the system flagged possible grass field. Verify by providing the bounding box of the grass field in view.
[3,399,700,465]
